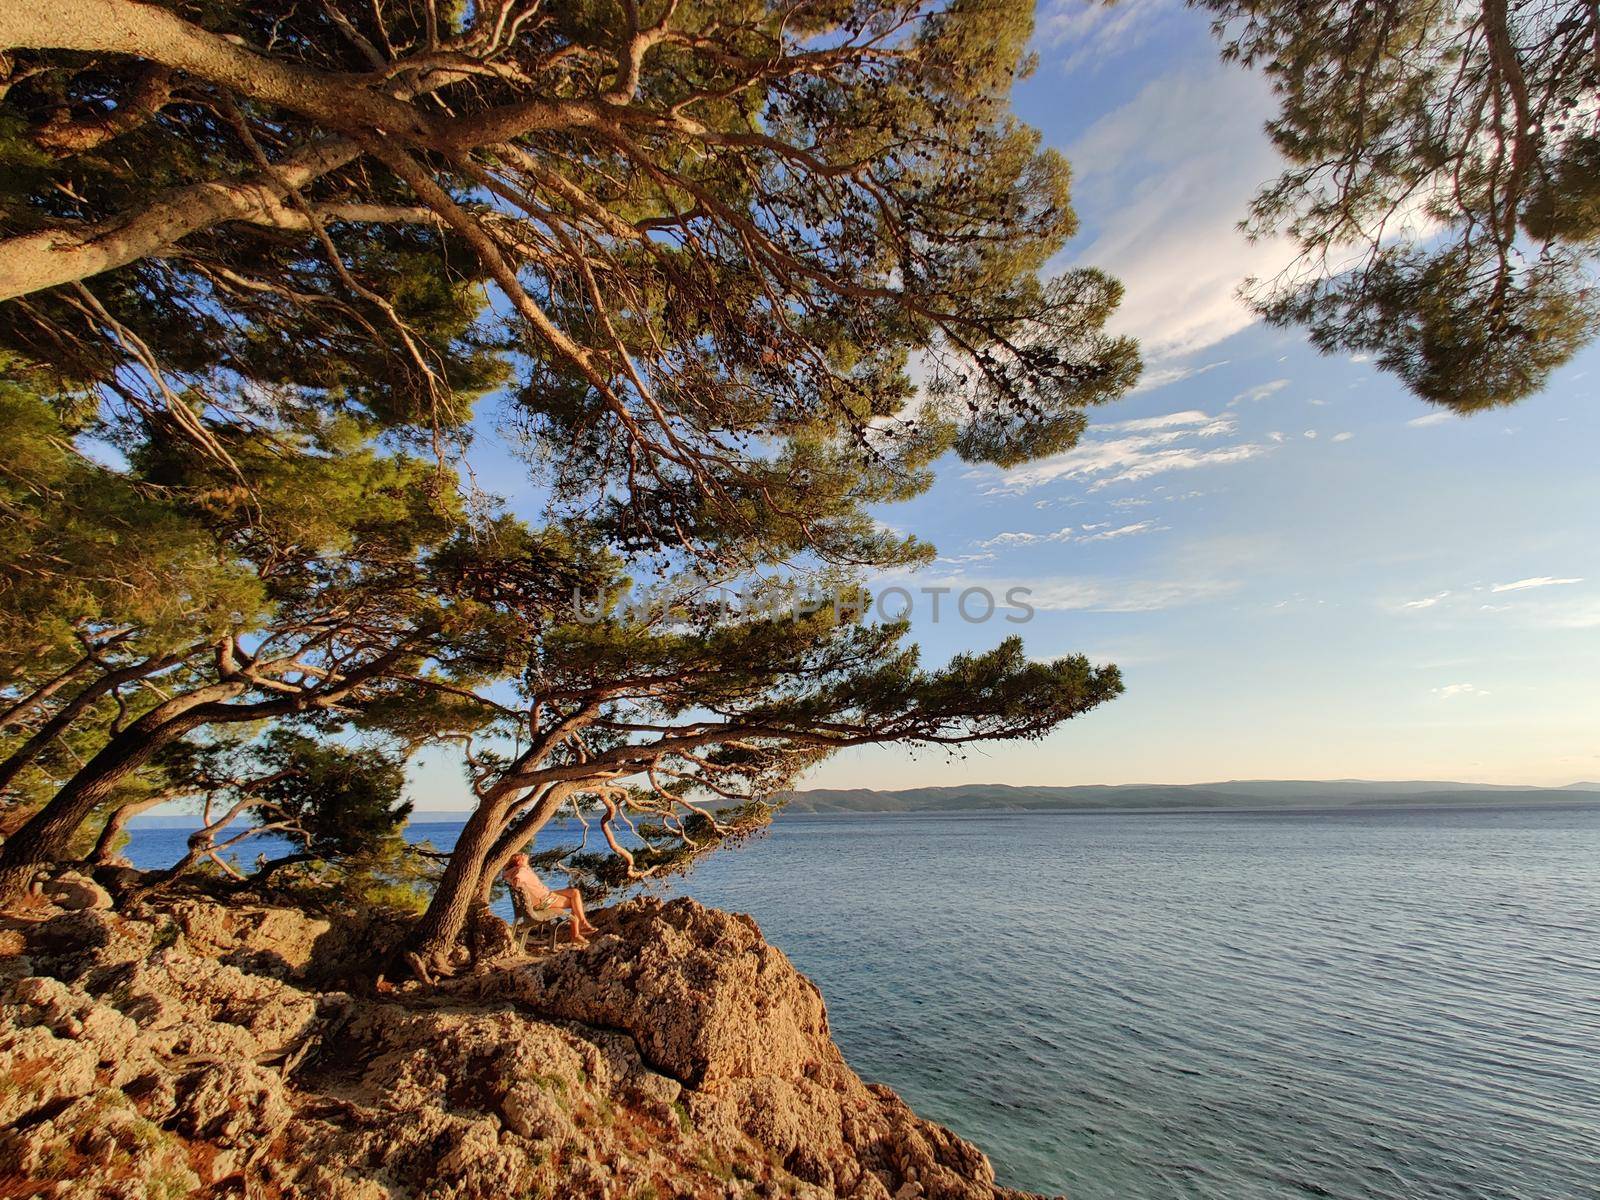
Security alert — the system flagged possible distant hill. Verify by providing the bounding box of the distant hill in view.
[130,781,1600,827]
[773,781,1600,815]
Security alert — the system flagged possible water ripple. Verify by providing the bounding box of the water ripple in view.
[670,805,1600,1200]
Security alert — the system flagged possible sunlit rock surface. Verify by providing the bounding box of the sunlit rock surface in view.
[1,891,1052,1199]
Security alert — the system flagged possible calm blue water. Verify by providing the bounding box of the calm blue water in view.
[126,805,1600,1199]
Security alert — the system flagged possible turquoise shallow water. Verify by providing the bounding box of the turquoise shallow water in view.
[128,804,1600,1199]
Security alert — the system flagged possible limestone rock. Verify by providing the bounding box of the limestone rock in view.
[506,896,835,1087]
[38,870,113,912]
[0,1089,201,1199]
[162,896,333,977]
[0,892,1055,1200]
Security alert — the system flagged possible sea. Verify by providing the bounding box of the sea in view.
[124,803,1600,1200]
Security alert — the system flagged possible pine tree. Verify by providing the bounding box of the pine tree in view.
[1200,0,1600,409]
[0,1,1138,938]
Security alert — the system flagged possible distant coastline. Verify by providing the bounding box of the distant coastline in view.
[767,780,1600,816]
[125,779,1600,828]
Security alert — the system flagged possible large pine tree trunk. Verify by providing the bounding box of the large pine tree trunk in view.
[407,796,514,970]
[0,741,168,901]
[0,685,238,904]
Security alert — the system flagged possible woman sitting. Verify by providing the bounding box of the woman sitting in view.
[501,852,598,947]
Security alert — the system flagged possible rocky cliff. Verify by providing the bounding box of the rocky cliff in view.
[0,888,1051,1200]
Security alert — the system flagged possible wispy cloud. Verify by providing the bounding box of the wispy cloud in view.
[1400,591,1452,610]
[1084,520,1162,542]
[975,520,1163,550]
[1490,576,1584,593]
[1103,409,1220,433]
[1025,576,1237,613]
[926,574,1237,614]
[992,411,1266,493]
[977,528,1073,549]
[1407,412,1453,428]
[1039,0,1179,72]
[1061,66,1292,360]
[1433,682,1490,699]
[1393,577,1587,617]
[1131,358,1230,394]
[1332,431,1355,442]
[1229,379,1290,407]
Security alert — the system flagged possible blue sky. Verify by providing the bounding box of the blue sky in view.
[795,0,1600,791]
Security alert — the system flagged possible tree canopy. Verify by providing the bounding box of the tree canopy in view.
[0,0,1137,566]
[0,360,1125,959]
[1201,0,1600,410]
[0,1,1135,966]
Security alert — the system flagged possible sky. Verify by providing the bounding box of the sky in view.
[790,0,1600,792]
[411,1,1600,807]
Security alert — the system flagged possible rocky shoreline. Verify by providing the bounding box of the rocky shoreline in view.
[0,885,1052,1199]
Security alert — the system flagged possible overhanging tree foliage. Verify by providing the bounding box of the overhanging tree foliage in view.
[0,0,1138,953]
[142,731,410,888]
[386,586,1122,971]
[0,370,466,899]
[0,0,1138,558]
[1200,0,1600,410]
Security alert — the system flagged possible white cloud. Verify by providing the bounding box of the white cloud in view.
[1392,577,1585,617]
[1303,430,1318,440]
[886,560,1239,614]
[1433,683,1490,699]
[1131,358,1230,394]
[975,520,1163,550]
[971,575,1237,613]
[1082,520,1162,542]
[1060,66,1293,360]
[1400,591,1452,610]
[1407,412,1453,428]
[976,526,1075,549]
[1039,0,1180,72]
[1332,432,1354,442]
[993,411,1266,493]
[1103,409,1221,433]
[1229,379,1290,407]
[1491,576,1583,593]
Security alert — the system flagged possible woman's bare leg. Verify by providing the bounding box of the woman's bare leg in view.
[560,888,598,934]
[553,889,597,941]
